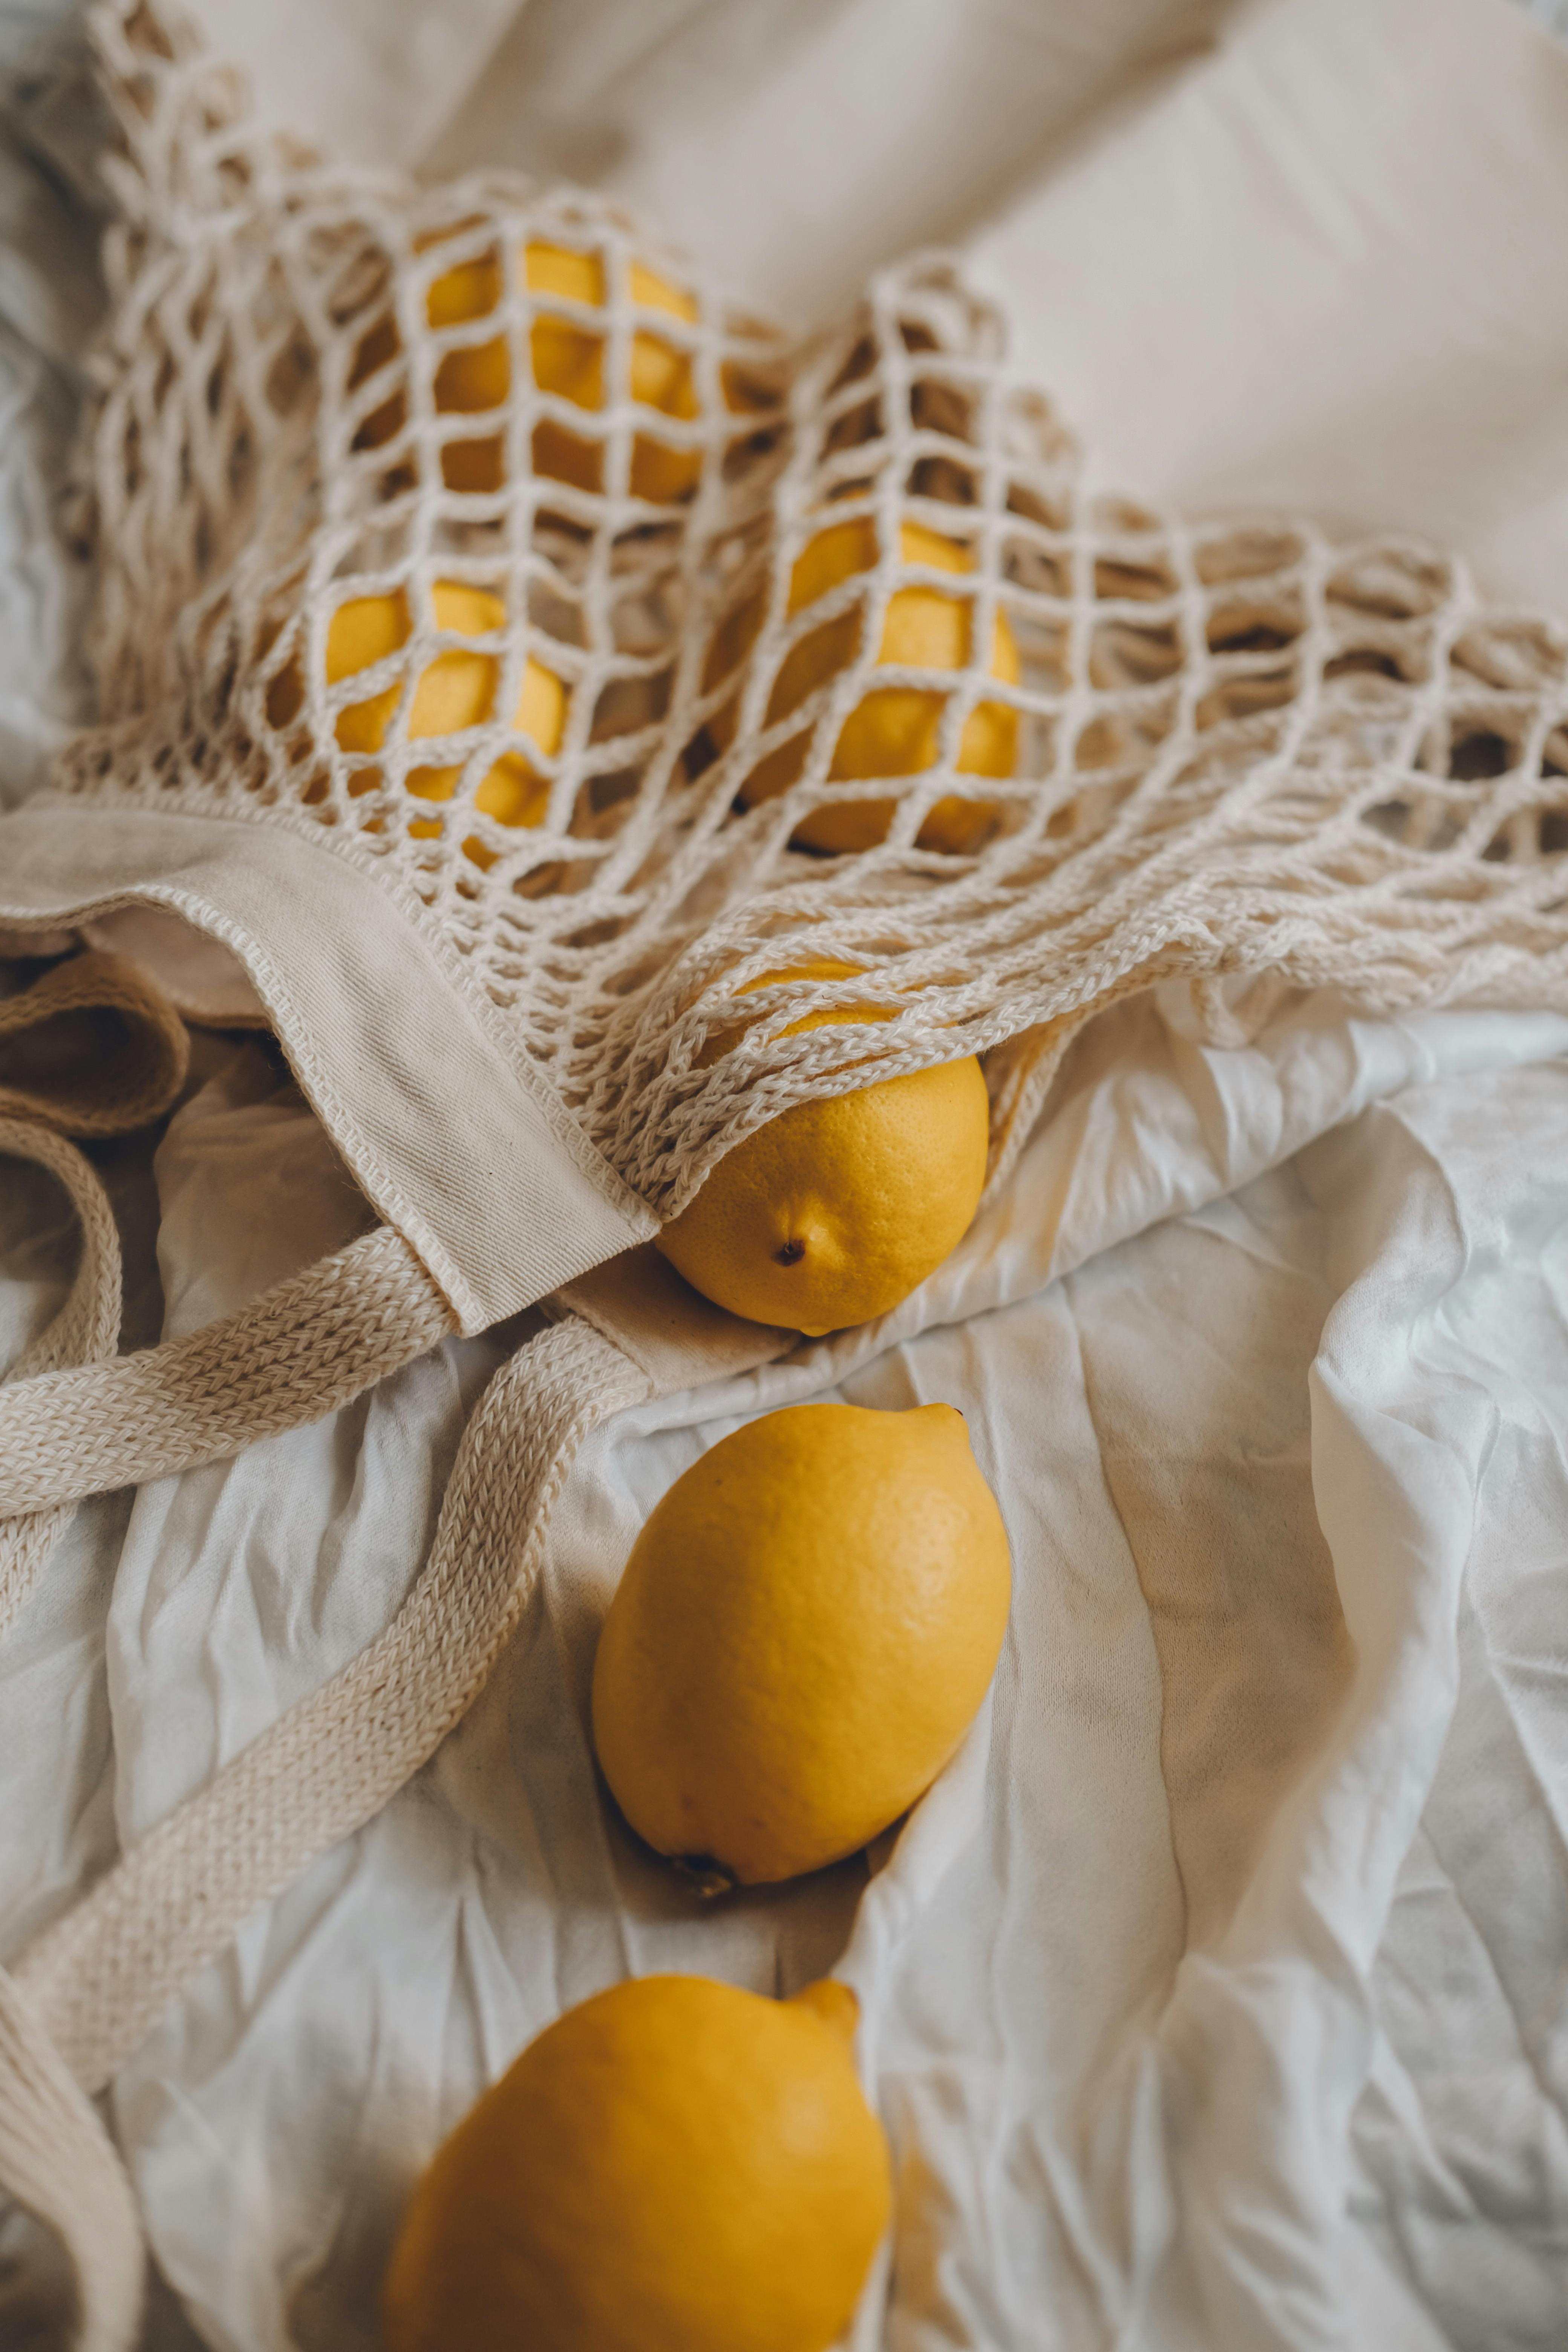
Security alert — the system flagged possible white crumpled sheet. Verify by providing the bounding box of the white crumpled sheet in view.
[4,2,1568,2348]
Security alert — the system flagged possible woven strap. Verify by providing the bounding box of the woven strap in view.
[0,1119,124,1640]
[0,1315,646,2345]
[0,1970,145,2352]
[0,942,188,1628]
[0,1222,458,1520]
[15,1313,647,2086]
[0,950,189,1138]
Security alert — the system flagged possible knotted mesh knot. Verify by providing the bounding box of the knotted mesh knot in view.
[55,0,1568,1219]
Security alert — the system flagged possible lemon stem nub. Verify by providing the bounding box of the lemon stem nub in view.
[776,1238,806,1266]
[671,1854,739,1899]
[789,1980,862,2044]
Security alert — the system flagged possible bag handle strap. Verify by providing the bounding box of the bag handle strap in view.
[0,1315,648,2345]
[0,950,190,1139]
[0,948,456,1540]
[0,939,190,1627]
[0,1970,145,2352]
[0,1117,123,1639]
[0,1221,460,1521]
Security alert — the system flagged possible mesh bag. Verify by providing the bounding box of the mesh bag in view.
[6,4,1568,2339]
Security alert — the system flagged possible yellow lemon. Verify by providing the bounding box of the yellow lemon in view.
[709,519,1017,854]
[304,580,564,863]
[592,1400,1011,1885]
[407,239,702,499]
[381,1973,891,2352]
[656,960,989,1333]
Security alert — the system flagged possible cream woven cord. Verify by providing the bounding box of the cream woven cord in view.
[0,1314,644,2346]
[0,948,191,1630]
[0,1221,458,1519]
[0,1118,122,1639]
[0,1971,145,2352]
[11,1314,647,2093]
[0,952,190,1141]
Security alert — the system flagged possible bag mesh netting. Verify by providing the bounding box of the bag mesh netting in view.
[58,1,1568,1221]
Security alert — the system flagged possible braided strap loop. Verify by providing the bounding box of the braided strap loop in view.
[0,951,189,1139]
[12,1314,649,2093]
[0,1223,458,1519]
[0,1119,124,1640]
[0,1970,145,2352]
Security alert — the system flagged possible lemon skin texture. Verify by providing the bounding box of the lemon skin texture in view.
[380,1974,891,2352]
[591,1400,1012,1885]
[656,1039,990,1334]
[661,954,990,1335]
[725,518,1018,854]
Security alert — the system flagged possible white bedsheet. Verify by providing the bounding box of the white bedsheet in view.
[3,3,1568,2348]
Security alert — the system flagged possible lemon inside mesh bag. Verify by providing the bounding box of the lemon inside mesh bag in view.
[352,237,707,501]
[707,518,1020,856]
[322,582,565,867]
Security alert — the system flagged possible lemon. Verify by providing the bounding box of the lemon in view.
[656,960,989,1333]
[351,232,780,496]
[592,1401,1011,1884]
[381,1974,891,2352]
[306,580,564,863]
[405,239,702,500]
[709,518,1017,854]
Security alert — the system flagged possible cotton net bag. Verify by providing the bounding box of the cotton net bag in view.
[6,1,1568,2339]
